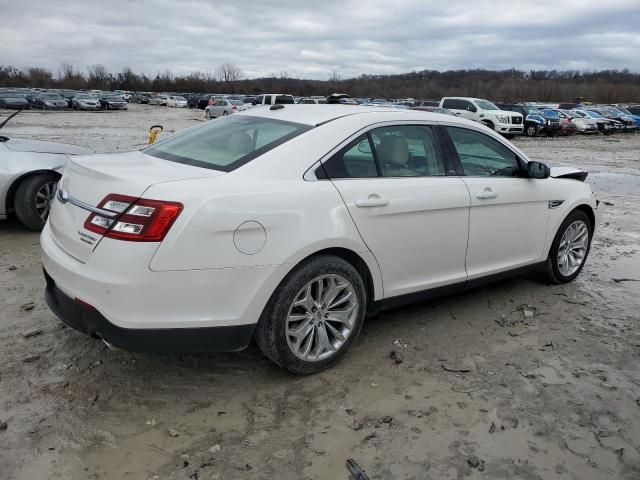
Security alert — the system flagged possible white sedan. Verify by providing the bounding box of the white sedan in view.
[41,106,602,374]
[166,95,188,108]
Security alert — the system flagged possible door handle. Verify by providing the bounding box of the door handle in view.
[476,188,498,199]
[356,195,389,208]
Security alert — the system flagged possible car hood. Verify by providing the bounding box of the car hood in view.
[550,166,588,181]
[4,137,94,155]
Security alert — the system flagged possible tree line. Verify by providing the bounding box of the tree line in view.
[1,63,639,103]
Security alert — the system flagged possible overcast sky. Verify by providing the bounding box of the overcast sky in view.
[1,0,639,79]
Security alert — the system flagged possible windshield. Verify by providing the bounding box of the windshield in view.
[586,110,603,118]
[572,111,587,118]
[0,93,24,98]
[523,106,541,115]
[76,94,94,99]
[144,115,311,172]
[542,109,559,118]
[173,96,186,101]
[43,94,62,99]
[230,100,244,106]
[105,96,123,100]
[474,99,499,110]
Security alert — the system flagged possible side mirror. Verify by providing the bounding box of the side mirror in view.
[527,161,550,179]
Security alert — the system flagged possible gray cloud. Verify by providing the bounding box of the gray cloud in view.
[1,0,639,79]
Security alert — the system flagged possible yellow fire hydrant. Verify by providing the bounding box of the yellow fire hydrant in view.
[148,125,163,144]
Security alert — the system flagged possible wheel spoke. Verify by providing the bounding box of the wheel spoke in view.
[293,284,315,313]
[324,321,345,343]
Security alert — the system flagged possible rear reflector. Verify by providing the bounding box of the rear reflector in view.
[84,194,182,242]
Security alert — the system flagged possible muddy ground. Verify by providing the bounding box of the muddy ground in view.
[1,105,639,480]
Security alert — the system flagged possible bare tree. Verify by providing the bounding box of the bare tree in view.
[87,64,109,89]
[216,63,242,83]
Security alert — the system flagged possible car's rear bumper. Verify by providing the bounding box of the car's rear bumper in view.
[44,267,255,353]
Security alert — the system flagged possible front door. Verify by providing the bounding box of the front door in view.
[442,125,550,280]
[324,124,471,298]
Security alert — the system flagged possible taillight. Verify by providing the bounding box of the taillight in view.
[84,194,182,242]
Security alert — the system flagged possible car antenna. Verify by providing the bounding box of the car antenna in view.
[0,109,22,135]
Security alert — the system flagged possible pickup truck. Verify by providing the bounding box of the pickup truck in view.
[439,97,524,137]
[251,94,295,106]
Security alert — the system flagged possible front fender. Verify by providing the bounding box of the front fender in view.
[542,187,600,259]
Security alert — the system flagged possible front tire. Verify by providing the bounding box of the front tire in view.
[481,120,495,130]
[255,255,366,374]
[14,173,59,231]
[205,110,212,119]
[526,123,538,137]
[544,210,592,284]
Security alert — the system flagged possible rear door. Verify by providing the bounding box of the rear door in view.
[324,123,470,298]
[441,125,550,279]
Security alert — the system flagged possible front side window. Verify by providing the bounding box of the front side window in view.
[446,127,521,177]
[370,125,445,177]
[144,116,311,172]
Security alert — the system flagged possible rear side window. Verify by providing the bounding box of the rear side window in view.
[370,125,445,177]
[144,116,311,172]
[323,134,378,178]
[446,127,520,177]
[322,125,445,179]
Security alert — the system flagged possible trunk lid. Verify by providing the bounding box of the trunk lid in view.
[48,151,223,262]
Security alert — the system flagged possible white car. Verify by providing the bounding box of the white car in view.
[166,96,188,108]
[41,106,601,374]
[440,97,524,137]
[149,94,169,106]
[0,112,94,230]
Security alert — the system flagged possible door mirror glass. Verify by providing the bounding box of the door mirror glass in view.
[527,161,550,179]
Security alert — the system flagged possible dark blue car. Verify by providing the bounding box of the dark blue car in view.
[497,103,561,136]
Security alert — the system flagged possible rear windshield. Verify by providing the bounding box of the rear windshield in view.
[275,95,295,104]
[143,115,311,172]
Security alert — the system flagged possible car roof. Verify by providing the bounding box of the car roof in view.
[237,104,468,126]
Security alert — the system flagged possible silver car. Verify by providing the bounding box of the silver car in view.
[0,112,94,230]
[205,99,245,119]
[71,93,100,110]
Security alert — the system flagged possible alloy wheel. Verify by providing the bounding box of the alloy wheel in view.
[35,181,57,220]
[557,220,589,276]
[285,274,359,362]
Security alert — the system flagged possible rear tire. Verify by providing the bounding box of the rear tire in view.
[544,210,593,284]
[14,173,59,231]
[255,255,366,374]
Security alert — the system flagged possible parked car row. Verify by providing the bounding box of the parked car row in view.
[0,87,129,111]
